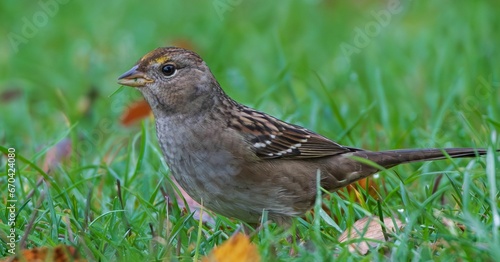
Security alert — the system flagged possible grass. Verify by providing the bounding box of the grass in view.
[1,0,500,261]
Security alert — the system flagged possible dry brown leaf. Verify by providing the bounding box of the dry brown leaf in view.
[43,138,72,173]
[202,234,261,262]
[0,88,22,103]
[433,209,465,234]
[170,39,196,51]
[338,216,404,255]
[120,99,152,126]
[0,245,86,262]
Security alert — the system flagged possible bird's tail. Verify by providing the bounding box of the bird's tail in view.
[324,148,490,191]
[356,148,487,169]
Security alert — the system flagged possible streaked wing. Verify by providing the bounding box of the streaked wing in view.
[228,106,356,159]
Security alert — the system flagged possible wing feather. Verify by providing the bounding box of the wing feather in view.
[229,106,357,159]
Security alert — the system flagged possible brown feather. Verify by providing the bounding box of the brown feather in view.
[228,105,356,159]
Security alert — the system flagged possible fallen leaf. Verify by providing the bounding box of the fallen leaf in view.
[120,99,152,126]
[171,39,196,51]
[433,209,465,235]
[203,234,261,262]
[338,216,404,255]
[0,88,22,102]
[320,177,380,224]
[0,245,86,262]
[346,177,379,199]
[43,138,72,173]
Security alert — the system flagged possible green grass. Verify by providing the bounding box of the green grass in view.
[1,0,500,261]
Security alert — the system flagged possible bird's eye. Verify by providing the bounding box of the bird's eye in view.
[161,64,176,76]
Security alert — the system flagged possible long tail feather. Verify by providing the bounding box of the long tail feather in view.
[324,148,492,191]
[359,148,488,169]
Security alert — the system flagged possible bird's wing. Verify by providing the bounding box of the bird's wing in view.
[228,106,358,159]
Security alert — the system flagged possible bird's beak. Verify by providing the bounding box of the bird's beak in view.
[117,65,154,88]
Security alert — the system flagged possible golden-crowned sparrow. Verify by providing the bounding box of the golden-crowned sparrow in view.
[118,47,496,224]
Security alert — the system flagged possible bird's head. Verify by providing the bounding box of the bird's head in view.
[118,47,223,117]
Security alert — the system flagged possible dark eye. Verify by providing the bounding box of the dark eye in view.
[161,64,176,76]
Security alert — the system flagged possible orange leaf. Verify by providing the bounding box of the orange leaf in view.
[120,99,152,126]
[319,178,380,224]
[0,245,86,262]
[345,178,380,201]
[171,39,196,51]
[203,234,261,262]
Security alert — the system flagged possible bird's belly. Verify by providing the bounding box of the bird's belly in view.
[163,148,299,222]
[167,151,263,221]
[158,135,259,219]
[155,125,306,223]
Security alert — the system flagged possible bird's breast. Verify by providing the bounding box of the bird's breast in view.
[155,116,244,199]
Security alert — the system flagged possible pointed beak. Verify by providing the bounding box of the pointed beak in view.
[117,65,154,87]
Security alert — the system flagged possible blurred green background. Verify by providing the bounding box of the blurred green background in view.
[1,0,500,260]
[1,0,499,151]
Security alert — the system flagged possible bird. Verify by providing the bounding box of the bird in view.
[117,46,497,225]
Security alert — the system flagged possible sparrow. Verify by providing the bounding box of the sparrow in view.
[118,47,496,224]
